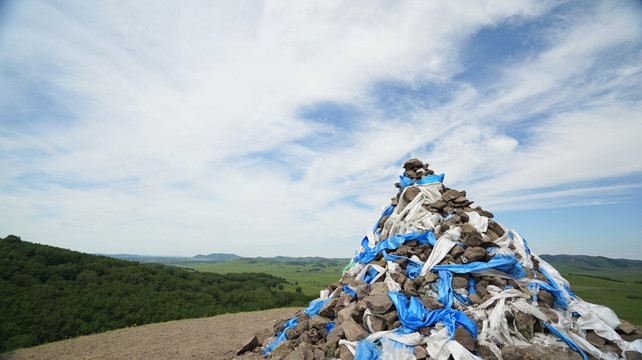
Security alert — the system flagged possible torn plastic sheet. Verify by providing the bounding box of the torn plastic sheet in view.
[431,253,526,279]
[355,338,381,360]
[304,296,333,316]
[465,211,488,233]
[263,316,297,354]
[388,291,477,338]
[420,227,461,275]
[343,285,357,298]
[325,322,335,335]
[354,230,437,264]
[509,230,533,270]
[426,326,482,360]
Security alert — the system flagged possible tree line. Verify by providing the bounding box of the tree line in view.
[0,235,313,352]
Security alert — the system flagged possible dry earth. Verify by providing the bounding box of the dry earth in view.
[1,307,302,360]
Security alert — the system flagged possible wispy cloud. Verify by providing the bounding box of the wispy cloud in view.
[1,1,640,258]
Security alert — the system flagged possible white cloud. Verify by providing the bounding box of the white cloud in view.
[1,0,640,258]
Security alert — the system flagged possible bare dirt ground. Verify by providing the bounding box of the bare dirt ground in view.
[2,307,301,360]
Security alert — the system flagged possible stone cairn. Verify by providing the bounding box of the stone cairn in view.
[243,159,642,360]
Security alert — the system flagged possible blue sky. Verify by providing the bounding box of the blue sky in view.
[1,1,641,259]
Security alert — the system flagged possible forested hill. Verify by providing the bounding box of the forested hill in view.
[0,235,313,353]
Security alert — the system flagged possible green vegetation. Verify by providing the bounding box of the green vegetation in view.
[565,274,642,325]
[174,257,350,297]
[541,254,642,283]
[0,235,313,353]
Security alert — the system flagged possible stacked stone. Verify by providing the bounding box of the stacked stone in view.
[254,159,642,360]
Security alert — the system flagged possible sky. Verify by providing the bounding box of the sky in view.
[1,1,641,259]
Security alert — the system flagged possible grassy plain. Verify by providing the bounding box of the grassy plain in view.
[565,274,642,325]
[174,258,350,297]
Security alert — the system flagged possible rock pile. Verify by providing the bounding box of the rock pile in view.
[254,159,642,360]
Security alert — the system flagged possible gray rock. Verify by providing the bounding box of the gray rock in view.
[271,340,295,358]
[365,313,387,332]
[487,219,504,236]
[468,293,482,304]
[403,278,416,292]
[364,294,394,314]
[414,345,428,359]
[429,200,447,209]
[369,282,389,296]
[490,276,507,289]
[382,310,398,325]
[515,311,536,340]
[313,348,325,360]
[339,343,355,360]
[337,302,357,323]
[284,342,315,360]
[342,317,369,341]
[452,276,468,289]
[538,290,555,308]
[423,272,438,284]
[404,186,421,202]
[449,244,465,258]
[286,319,308,340]
[442,189,461,202]
[318,298,338,318]
[475,345,499,360]
[236,335,259,355]
[625,351,642,360]
[453,326,475,351]
[618,319,638,335]
[475,283,489,298]
[420,294,444,310]
[461,246,486,263]
[322,341,338,358]
[308,316,331,330]
[403,158,424,170]
[585,330,605,346]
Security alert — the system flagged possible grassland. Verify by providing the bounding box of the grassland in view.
[174,258,350,297]
[565,274,642,325]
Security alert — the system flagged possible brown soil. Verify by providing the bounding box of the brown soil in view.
[2,307,301,360]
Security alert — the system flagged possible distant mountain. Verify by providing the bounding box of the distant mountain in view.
[540,254,642,282]
[101,253,240,264]
[192,253,240,262]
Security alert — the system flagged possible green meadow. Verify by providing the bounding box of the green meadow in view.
[174,258,350,297]
[177,258,642,325]
[565,274,642,325]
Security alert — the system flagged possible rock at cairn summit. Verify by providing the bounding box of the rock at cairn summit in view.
[261,159,642,359]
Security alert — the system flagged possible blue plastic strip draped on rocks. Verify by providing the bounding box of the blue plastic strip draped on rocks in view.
[536,268,568,310]
[373,205,395,232]
[388,291,477,338]
[263,316,298,354]
[398,173,445,189]
[354,230,437,264]
[362,266,379,284]
[355,339,382,360]
[437,270,454,309]
[544,323,588,360]
[468,277,476,295]
[304,296,333,316]
[325,322,335,335]
[416,173,445,184]
[342,285,357,298]
[382,251,424,279]
[431,254,526,279]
